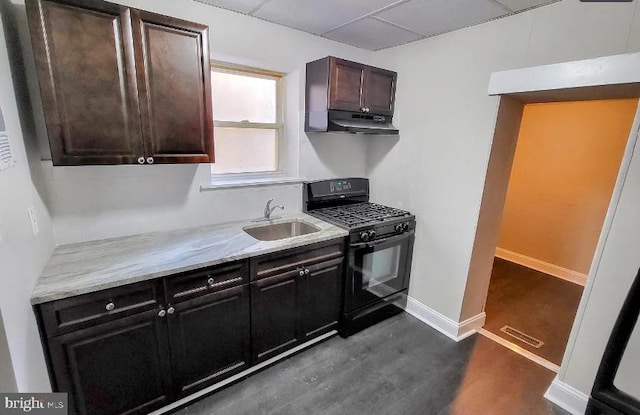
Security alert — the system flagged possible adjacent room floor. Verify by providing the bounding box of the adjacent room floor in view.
[173,313,568,415]
[484,258,584,366]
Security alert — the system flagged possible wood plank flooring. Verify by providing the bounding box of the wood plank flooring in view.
[172,312,569,415]
[485,258,584,365]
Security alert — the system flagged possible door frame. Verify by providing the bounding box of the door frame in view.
[461,52,640,392]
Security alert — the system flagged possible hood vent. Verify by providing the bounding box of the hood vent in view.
[329,113,398,135]
[306,110,399,135]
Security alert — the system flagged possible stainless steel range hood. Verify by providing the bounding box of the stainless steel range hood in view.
[329,118,399,135]
[305,110,399,135]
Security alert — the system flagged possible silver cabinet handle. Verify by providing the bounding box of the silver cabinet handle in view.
[105,302,115,311]
[298,269,305,277]
[146,157,154,164]
[304,268,310,275]
[158,309,166,318]
[167,307,175,315]
[137,157,145,164]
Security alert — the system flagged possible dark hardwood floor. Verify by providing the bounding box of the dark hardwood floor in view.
[485,258,584,365]
[173,312,568,415]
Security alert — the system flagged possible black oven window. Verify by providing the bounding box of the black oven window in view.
[362,245,402,297]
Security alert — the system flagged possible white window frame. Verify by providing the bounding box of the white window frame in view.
[209,61,286,183]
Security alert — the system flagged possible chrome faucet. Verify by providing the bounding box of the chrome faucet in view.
[263,199,284,220]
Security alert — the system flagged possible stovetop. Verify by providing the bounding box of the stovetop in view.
[308,202,413,230]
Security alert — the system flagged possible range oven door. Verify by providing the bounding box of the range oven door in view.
[346,231,414,314]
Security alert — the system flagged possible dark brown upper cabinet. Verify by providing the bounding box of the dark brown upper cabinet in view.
[307,56,397,117]
[131,10,213,164]
[26,0,214,166]
[328,58,366,112]
[363,66,397,115]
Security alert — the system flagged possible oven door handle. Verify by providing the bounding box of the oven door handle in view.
[350,231,413,250]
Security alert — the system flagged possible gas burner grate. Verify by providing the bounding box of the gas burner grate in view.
[310,202,411,229]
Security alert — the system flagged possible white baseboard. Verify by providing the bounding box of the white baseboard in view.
[495,248,587,286]
[544,376,589,415]
[404,296,486,342]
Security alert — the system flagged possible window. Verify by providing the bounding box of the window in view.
[210,62,284,176]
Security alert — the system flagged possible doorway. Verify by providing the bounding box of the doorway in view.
[479,98,639,369]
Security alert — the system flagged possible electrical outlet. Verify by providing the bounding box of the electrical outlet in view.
[27,206,39,236]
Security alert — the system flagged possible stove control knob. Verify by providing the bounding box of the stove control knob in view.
[360,231,370,241]
[403,222,410,231]
[368,230,376,239]
[395,223,404,233]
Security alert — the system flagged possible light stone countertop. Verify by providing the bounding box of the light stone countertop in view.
[31,213,348,305]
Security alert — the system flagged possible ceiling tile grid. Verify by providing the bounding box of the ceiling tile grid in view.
[324,17,423,51]
[496,0,558,13]
[253,0,403,35]
[193,0,266,14]
[373,0,509,38]
[195,0,560,50]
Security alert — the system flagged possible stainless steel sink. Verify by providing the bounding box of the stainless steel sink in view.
[243,220,321,241]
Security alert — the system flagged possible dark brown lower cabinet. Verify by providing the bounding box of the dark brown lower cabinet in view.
[37,241,345,415]
[48,309,173,415]
[301,257,344,342]
[251,270,301,363]
[251,250,345,363]
[168,285,250,397]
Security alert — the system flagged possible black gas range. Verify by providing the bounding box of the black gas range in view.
[304,178,415,337]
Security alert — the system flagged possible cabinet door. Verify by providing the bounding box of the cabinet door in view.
[26,0,144,165]
[251,270,301,363]
[328,58,365,112]
[301,257,344,342]
[131,10,214,164]
[363,67,396,116]
[168,285,250,397]
[48,309,173,415]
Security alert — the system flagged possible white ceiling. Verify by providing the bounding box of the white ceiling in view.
[195,0,559,50]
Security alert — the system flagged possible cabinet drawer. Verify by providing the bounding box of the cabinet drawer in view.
[252,239,345,281]
[40,280,162,337]
[165,261,249,303]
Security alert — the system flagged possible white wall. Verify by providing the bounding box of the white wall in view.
[0,0,55,392]
[14,0,375,244]
[2,0,376,392]
[370,0,640,322]
[561,114,640,396]
[369,0,640,398]
[6,0,640,400]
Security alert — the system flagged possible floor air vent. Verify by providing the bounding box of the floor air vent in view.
[500,326,544,349]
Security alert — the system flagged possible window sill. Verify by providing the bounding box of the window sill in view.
[200,175,304,191]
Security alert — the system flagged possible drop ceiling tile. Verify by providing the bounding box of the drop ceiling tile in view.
[194,0,266,14]
[494,0,557,13]
[375,0,509,37]
[324,18,423,51]
[253,0,401,35]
